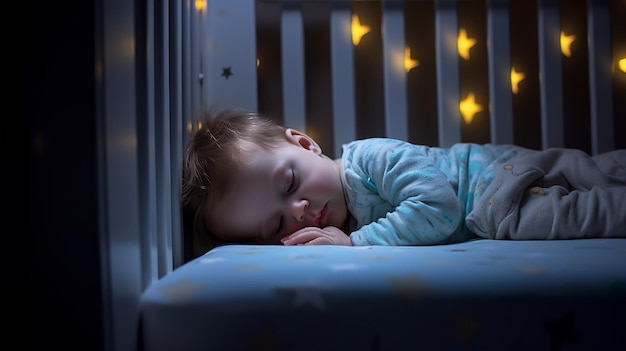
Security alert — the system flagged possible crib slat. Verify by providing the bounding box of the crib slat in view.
[487,0,514,145]
[436,0,462,147]
[537,0,565,148]
[156,0,175,278]
[330,1,356,157]
[203,0,257,111]
[281,5,307,132]
[587,0,614,154]
[382,0,408,141]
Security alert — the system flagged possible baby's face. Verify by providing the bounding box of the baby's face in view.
[211,130,348,244]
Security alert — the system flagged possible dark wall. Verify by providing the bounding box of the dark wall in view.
[25,0,105,349]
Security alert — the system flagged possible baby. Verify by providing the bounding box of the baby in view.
[181,107,626,252]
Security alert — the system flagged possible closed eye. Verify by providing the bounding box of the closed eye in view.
[274,215,284,236]
[286,168,296,194]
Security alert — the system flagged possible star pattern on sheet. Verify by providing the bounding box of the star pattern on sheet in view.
[199,257,225,264]
[366,255,392,261]
[449,309,482,345]
[274,284,330,311]
[426,259,455,266]
[388,273,435,308]
[328,263,363,271]
[233,264,265,272]
[285,253,322,263]
[160,278,205,302]
[544,310,580,350]
[237,248,265,255]
[221,66,233,79]
[519,266,548,276]
[244,325,289,351]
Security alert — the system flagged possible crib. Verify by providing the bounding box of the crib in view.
[139,0,626,350]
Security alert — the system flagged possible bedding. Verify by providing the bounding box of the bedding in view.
[140,238,626,350]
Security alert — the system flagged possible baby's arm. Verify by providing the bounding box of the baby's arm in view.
[347,139,461,246]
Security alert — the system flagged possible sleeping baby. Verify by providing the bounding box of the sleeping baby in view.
[181,107,626,252]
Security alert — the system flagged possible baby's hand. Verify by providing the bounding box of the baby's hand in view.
[281,226,352,246]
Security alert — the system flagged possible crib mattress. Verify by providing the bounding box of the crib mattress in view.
[140,239,626,350]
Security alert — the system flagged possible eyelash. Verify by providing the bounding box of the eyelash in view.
[286,169,296,194]
[275,169,296,234]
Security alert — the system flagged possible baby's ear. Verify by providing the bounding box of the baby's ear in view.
[284,128,322,155]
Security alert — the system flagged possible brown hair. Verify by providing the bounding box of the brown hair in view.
[181,107,286,254]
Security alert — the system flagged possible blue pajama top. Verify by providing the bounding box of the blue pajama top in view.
[339,138,516,246]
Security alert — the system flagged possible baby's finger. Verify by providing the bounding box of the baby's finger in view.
[282,228,323,245]
[303,237,332,245]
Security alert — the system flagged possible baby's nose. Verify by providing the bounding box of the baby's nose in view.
[290,199,309,222]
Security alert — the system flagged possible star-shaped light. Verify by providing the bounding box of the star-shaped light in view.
[351,14,370,46]
[221,66,233,79]
[404,47,419,72]
[510,67,526,94]
[457,28,476,60]
[459,93,483,124]
[560,31,576,57]
[194,0,205,12]
[619,58,626,73]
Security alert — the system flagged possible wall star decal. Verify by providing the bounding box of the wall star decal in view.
[221,66,233,79]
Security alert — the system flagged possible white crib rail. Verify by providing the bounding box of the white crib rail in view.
[202,0,620,156]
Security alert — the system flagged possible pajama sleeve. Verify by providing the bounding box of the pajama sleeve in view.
[344,139,462,246]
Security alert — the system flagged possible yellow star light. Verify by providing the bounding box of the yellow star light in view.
[460,93,483,124]
[457,28,476,60]
[404,47,419,72]
[619,58,626,73]
[560,31,576,57]
[510,67,526,94]
[194,0,205,12]
[351,14,370,46]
